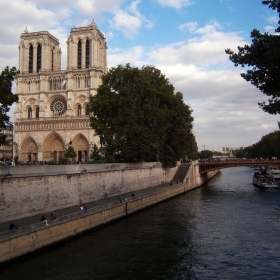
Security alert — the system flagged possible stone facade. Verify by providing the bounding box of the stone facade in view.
[13,21,107,162]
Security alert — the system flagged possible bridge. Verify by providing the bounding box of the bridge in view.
[198,159,280,174]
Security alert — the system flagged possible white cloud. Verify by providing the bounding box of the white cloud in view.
[157,0,193,9]
[110,10,142,38]
[110,0,154,38]
[148,22,245,68]
[26,0,125,19]
[267,15,278,24]
[106,20,279,150]
[178,21,198,32]
[265,25,276,32]
[108,46,144,67]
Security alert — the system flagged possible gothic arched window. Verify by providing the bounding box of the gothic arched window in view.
[77,40,82,69]
[77,104,82,116]
[85,104,90,115]
[29,45,33,73]
[51,48,54,71]
[86,39,90,68]
[28,107,32,118]
[35,107,39,118]
[37,44,42,72]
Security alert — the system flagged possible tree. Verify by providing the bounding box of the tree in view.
[225,1,280,115]
[0,66,19,144]
[64,140,77,162]
[89,144,106,163]
[199,149,213,159]
[234,130,280,158]
[89,64,197,168]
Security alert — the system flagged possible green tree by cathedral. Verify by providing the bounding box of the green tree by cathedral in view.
[88,64,197,168]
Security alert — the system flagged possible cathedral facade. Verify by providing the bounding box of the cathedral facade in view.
[13,21,107,162]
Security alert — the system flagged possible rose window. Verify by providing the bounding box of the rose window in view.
[50,97,67,116]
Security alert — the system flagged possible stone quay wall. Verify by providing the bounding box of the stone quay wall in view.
[0,161,219,263]
[0,162,177,223]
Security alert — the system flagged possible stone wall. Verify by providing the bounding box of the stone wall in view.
[0,162,178,223]
[0,164,219,264]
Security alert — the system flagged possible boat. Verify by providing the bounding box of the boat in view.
[267,166,280,175]
[267,166,280,184]
[253,168,279,189]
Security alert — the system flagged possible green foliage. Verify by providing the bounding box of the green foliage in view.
[90,144,101,160]
[88,64,197,168]
[199,149,213,159]
[212,151,224,156]
[89,144,106,163]
[235,131,280,158]
[64,141,76,160]
[58,157,70,164]
[262,0,280,32]
[0,66,19,144]
[225,1,280,114]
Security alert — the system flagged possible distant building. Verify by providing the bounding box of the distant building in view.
[221,147,230,154]
[13,20,107,162]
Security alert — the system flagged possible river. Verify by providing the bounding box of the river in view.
[1,167,280,279]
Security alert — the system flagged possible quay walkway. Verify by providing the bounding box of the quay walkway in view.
[0,181,175,234]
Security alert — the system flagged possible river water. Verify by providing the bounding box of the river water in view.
[1,167,280,280]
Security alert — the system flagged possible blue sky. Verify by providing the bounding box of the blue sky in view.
[0,0,279,152]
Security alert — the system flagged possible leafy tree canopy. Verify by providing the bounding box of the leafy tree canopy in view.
[64,140,77,160]
[199,149,213,159]
[225,1,280,115]
[234,130,280,158]
[89,144,106,163]
[89,64,197,168]
[0,66,19,144]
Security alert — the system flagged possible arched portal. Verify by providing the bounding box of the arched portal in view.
[43,132,65,162]
[20,136,38,161]
[72,133,89,162]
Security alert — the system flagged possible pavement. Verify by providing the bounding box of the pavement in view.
[0,181,173,233]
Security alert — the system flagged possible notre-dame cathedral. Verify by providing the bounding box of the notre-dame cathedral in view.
[13,21,107,162]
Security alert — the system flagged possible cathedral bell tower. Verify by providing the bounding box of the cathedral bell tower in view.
[13,21,107,163]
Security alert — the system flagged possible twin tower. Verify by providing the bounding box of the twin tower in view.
[14,21,107,162]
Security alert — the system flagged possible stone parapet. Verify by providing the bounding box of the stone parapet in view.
[0,163,220,264]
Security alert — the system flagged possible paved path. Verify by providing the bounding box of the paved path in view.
[0,182,173,233]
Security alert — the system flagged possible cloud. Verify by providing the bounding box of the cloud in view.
[108,46,144,67]
[156,0,193,9]
[107,20,279,150]
[25,0,125,19]
[110,0,154,38]
[149,22,245,68]
[267,15,278,25]
[178,21,198,32]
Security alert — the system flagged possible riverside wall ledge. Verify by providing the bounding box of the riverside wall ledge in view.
[0,162,178,223]
[0,163,220,264]
[0,162,162,178]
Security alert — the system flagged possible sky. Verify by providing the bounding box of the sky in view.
[0,0,279,152]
